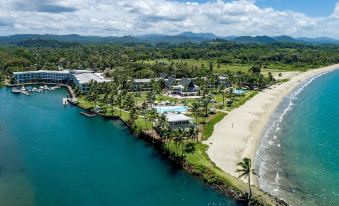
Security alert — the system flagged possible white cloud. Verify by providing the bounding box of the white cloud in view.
[0,0,338,38]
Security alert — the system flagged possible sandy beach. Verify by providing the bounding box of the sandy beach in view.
[205,64,339,182]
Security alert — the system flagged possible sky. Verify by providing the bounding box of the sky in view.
[1,0,339,38]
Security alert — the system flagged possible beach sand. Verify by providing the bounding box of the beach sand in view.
[204,64,339,183]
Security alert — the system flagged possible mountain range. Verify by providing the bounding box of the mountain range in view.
[0,32,338,45]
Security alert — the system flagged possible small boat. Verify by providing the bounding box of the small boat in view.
[11,87,20,94]
[39,86,44,90]
[20,86,26,91]
[32,87,38,92]
[20,90,31,96]
[26,86,33,92]
[51,86,60,90]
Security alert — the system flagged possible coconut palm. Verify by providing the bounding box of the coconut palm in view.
[191,102,201,140]
[219,84,226,108]
[146,108,157,130]
[236,158,257,200]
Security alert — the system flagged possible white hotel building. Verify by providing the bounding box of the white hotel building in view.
[13,70,110,92]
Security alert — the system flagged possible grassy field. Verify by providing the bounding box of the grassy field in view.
[138,58,305,74]
[201,112,227,141]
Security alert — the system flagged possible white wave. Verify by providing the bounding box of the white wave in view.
[257,70,333,198]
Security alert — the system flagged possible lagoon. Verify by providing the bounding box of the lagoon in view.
[0,87,239,206]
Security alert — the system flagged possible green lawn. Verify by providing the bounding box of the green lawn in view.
[201,112,227,141]
[139,58,251,73]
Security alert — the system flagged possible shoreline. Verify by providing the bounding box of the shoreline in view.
[205,64,339,183]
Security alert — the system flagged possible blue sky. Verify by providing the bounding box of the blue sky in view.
[0,0,339,38]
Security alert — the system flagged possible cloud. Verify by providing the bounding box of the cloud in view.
[0,0,338,38]
[12,0,77,13]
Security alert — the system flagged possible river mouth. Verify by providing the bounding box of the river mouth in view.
[255,69,339,206]
[0,87,239,206]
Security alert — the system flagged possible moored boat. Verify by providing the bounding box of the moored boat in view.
[20,86,26,91]
[11,87,20,94]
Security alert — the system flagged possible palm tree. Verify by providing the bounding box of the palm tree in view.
[146,108,157,130]
[219,84,226,108]
[200,95,211,117]
[191,102,201,141]
[128,106,139,127]
[236,158,257,200]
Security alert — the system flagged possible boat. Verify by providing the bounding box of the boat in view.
[20,90,31,96]
[11,87,20,94]
[32,87,38,92]
[20,86,26,91]
[26,86,33,92]
[51,86,60,90]
[39,85,44,90]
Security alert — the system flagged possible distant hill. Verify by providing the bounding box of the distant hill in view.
[297,37,339,44]
[17,39,81,48]
[231,36,277,44]
[0,34,142,44]
[178,32,218,40]
[0,33,338,46]
[136,34,208,44]
[274,35,302,43]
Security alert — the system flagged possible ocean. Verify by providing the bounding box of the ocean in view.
[256,69,339,205]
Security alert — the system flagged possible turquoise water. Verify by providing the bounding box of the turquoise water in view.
[256,69,339,206]
[153,106,189,113]
[0,87,239,206]
[233,89,245,95]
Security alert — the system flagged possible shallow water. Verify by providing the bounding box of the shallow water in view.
[0,87,239,206]
[256,69,339,205]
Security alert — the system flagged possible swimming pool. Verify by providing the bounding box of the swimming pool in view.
[153,106,189,113]
[233,89,246,95]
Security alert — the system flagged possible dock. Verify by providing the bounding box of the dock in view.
[63,98,69,105]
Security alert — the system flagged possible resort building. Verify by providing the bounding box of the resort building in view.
[13,70,71,84]
[12,70,111,92]
[165,113,194,130]
[132,79,153,91]
[72,72,111,92]
[218,76,232,88]
[169,78,199,96]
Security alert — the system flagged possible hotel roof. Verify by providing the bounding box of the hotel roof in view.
[165,113,193,122]
[73,72,110,84]
[13,70,70,75]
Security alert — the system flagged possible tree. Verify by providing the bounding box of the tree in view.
[218,84,226,108]
[236,158,257,200]
[191,102,201,141]
[146,108,157,130]
[128,106,139,127]
[249,64,261,74]
[200,95,211,117]
[209,62,213,72]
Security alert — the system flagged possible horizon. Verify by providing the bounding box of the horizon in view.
[1,32,339,41]
[1,0,339,38]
